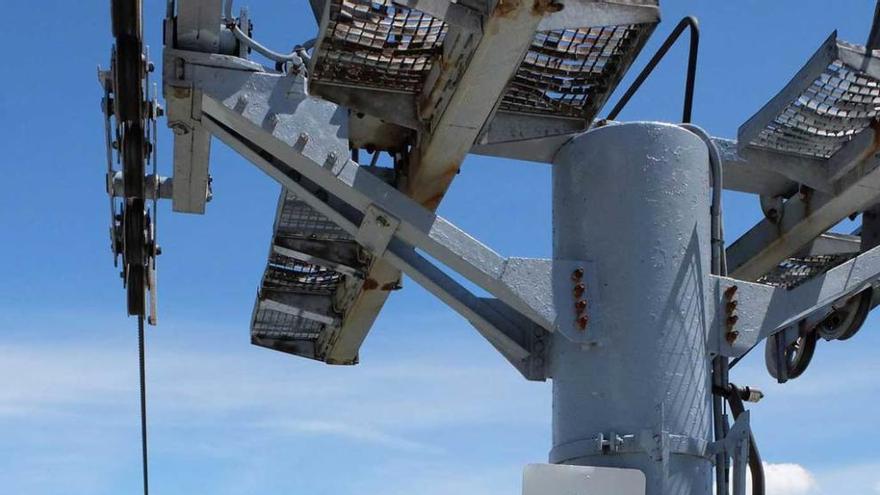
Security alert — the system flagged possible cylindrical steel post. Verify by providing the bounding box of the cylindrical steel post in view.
[550,122,713,495]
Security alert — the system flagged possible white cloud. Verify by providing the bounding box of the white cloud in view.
[759,463,818,495]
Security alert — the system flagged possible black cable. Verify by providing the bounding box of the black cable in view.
[866,0,880,52]
[138,316,150,495]
[726,384,766,495]
[606,16,700,123]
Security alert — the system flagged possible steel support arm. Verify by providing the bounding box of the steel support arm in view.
[198,101,548,379]
[471,127,826,197]
[727,138,880,280]
[408,0,543,210]
[189,67,553,331]
[712,241,880,358]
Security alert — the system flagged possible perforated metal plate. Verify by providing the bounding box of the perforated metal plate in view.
[739,34,880,159]
[500,24,653,119]
[311,0,447,92]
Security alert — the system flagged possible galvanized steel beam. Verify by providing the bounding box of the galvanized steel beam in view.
[713,241,880,358]
[408,0,543,210]
[537,0,659,31]
[198,99,548,378]
[727,138,880,280]
[175,0,224,52]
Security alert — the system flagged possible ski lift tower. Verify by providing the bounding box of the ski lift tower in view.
[100,1,880,494]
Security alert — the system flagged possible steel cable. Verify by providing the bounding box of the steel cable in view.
[138,316,150,495]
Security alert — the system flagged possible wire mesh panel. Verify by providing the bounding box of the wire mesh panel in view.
[500,24,652,119]
[758,253,857,289]
[740,36,880,159]
[263,253,343,294]
[252,306,325,340]
[311,0,447,92]
[251,189,364,359]
[277,193,350,241]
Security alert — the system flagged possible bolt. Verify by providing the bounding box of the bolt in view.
[571,267,584,281]
[577,315,589,330]
[726,300,738,313]
[376,215,389,227]
[727,315,739,326]
[234,94,249,113]
[575,300,587,313]
[573,283,585,298]
[170,122,189,135]
[726,330,740,344]
[295,132,310,151]
[724,285,738,299]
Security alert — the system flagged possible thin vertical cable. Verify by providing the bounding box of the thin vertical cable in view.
[138,316,150,495]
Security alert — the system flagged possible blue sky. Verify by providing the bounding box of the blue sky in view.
[1,1,879,494]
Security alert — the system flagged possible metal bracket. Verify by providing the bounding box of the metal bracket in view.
[711,241,880,357]
[550,430,711,464]
[356,205,399,257]
[707,412,751,495]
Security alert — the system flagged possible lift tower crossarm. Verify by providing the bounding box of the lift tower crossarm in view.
[407,0,547,210]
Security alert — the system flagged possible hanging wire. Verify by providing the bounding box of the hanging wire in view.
[137,316,150,495]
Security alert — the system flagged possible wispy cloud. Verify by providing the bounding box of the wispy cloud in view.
[760,463,819,495]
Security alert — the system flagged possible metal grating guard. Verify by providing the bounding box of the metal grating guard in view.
[311,0,447,92]
[758,253,857,289]
[500,25,650,119]
[251,190,364,355]
[740,35,880,159]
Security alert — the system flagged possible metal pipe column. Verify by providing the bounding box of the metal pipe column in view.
[549,122,714,495]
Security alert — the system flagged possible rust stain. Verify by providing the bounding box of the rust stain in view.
[493,0,521,17]
[870,118,880,157]
[362,278,379,290]
[532,0,564,15]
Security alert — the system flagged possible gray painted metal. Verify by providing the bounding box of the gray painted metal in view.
[153,6,880,493]
[193,68,554,331]
[712,241,880,358]
[471,127,824,197]
[175,0,224,53]
[550,123,712,495]
[537,0,659,31]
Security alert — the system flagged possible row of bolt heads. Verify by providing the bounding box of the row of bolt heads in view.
[568,269,741,341]
[725,285,739,344]
[572,268,589,330]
